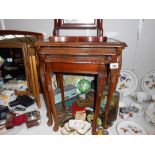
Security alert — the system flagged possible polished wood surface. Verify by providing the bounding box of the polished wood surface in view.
[35,19,127,134]
[35,38,127,134]
[49,36,107,42]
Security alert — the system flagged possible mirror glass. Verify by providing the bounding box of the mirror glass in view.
[0,42,28,93]
[0,48,26,82]
[64,19,95,24]
[0,31,43,108]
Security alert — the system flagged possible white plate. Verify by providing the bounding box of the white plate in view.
[145,103,155,122]
[119,101,142,120]
[144,114,155,125]
[68,119,85,130]
[117,121,148,135]
[116,70,138,97]
[117,121,147,135]
[141,71,155,94]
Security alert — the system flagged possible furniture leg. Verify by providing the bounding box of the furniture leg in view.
[40,62,53,126]
[45,63,59,131]
[92,64,106,135]
[103,55,122,129]
[57,73,66,110]
[56,74,60,88]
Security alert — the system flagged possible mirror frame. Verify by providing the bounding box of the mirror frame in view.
[53,19,103,36]
[0,30,44,108]
[0,30,43,41]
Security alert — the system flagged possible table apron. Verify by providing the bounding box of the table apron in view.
[39,47,117,55]
[40,55,113,64]
[49,62,103,74]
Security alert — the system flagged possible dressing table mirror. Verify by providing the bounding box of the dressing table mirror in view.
[53,19,104,36]
[0,30,44,108]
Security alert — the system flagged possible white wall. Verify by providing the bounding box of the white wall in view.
[4,19,54,39]
[104,19,139,70]
[1,19,155,90]
[0,19,5,30]
[134,20,155,89]
[0,22,2,29]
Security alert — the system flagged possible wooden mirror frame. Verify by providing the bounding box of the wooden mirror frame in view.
[53,19,103,36]
[0,30,44,108]
[0,30,43,41]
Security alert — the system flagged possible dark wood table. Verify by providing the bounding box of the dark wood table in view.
[34,37,127,135]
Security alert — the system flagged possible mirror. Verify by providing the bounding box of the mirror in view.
[0,43,27,82]
[53,19,103,36]
[0,30,44,108]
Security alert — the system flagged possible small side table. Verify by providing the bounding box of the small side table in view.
[35,37,127,134]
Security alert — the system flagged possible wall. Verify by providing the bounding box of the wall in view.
[134,20,155,89]
[1,19,155,90]
[3,19,54,39]
[104,19,139,71]
[0,19,5,30]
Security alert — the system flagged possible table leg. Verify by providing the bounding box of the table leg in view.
[45,63,59,131]
[56,74,60,88]
[92,64,106,135]
[39,62,53,126]
[103,55,122,129]
[56,73,66,110]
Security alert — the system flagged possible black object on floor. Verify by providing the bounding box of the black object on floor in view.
[0,105,9,120]
[9,95,35,108]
